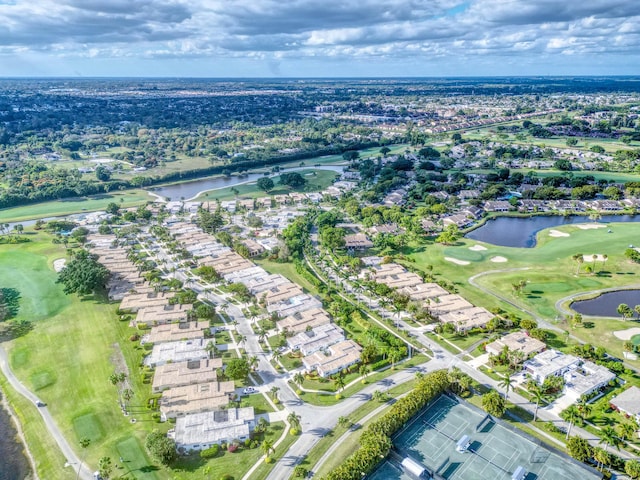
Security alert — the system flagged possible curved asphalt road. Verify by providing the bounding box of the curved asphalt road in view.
[0,345,93,480]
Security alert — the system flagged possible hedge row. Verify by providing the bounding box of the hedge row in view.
[321,369,450,480]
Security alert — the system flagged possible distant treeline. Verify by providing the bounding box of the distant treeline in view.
[0,140,385,209]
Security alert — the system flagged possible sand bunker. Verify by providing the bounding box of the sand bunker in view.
[613,327,640,340]
[444,257,470,266]
[53,258,66,272]
[469,245,487,251]
[490,256,508,263]
[576,223,607,230]
[582,254,607,262]
[549,229,570,237]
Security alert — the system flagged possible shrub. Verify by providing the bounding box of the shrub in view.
[219,475,234,480]
[244,438,252,448]
[228,444,239,453]
[200,444,220,459]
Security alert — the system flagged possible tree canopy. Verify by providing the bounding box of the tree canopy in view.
[257,177,274,192]
[56,250,110,296]
[145,431,177,465]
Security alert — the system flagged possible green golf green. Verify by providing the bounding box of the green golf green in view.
[631,335,640,346]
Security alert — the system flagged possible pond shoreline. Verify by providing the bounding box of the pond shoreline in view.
[0,384,37,480]
[465,213,640,248]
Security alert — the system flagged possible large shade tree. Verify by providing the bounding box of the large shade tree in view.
[56,250,109,295]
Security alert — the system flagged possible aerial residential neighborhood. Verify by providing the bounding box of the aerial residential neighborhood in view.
[2,6,640,479]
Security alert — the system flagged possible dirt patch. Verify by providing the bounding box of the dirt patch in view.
[549,229,570,238]
[613,327,640,340]
[52,258,66,272]
[582,254,607,262]
[576,223,606,230]
[444,257,470,266]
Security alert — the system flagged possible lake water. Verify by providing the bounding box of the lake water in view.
[0,394,31,480]
[571,290,640,317]
[466,215,640,248]
[148,165,345,201]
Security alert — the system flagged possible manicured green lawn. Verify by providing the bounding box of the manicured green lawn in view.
[0,374,76,480]
[0,190,153,223]
[194,168,339,201]
[170,421,287,480]
[1,233,160,478]
[406,221,640,369]
[408,222,640,319]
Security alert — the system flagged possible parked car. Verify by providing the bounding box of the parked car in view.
[243,387,257,395]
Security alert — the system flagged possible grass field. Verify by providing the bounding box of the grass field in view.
[0,234,160,479]
[0,190,154,223]
[407,220,640,363]
[194,168,340,201]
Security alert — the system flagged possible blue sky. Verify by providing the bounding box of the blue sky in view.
[0,0,639,77]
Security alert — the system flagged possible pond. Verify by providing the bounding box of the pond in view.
[570,290,640,317]
[0,397,31,480]
[147,165,345,201]
[465,215,640,248]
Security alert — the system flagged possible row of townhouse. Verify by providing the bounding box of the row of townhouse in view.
[167,221,362,379]
[361,260,494,332]
[90,229,257,453]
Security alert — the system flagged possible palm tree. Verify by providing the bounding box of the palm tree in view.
[601,254,608,272]
[272,351,282,365]
[593,447,610,471]
[98,457,113,480]
[635,305,640,320]
[238,335,247,348]
[257,328,267,344]
[249,356,259,371]
[287,412,302,432]
[498,377,514,400]
[270,386,280,402]
[359,364,370,381]
[572,253,584,275]
[205,341,216,359]
[333,371,346,393]
[617,422,636,443]
[618,303,633,320]
[338,416,351,429]
[448,367,463,394]
[528,383,545,421]
[388,347,403,369]
[293,372,305,388]
[372,390,387,402]
[122,388,133,412]
[76,438,91,480]
[599,425,620,452]
[260,439,275,459]
[562,405,581,439]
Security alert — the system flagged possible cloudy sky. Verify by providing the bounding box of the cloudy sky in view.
[0,0,638,77]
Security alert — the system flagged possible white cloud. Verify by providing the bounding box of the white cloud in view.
[0,0,637,74]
